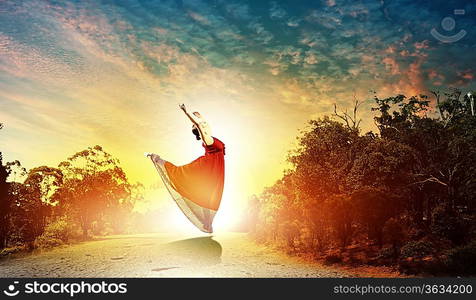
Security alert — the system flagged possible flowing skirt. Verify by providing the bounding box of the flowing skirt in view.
[149,155,223,233]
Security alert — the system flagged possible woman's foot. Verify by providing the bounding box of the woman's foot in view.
[203,223,213,234]
[147,153,164,164]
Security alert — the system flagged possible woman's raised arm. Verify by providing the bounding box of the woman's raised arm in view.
[179,104,214,146]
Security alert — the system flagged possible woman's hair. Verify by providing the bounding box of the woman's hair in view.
[192,125,201,140]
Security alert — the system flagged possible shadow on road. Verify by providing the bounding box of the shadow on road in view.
[165,236,222,265]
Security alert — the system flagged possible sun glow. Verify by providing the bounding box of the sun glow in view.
[116,88,302,231]
[0,0,344,232]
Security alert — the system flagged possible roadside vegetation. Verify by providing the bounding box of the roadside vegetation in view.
[248,89,476,276]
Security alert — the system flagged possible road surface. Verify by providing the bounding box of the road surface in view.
[0,233,351,277]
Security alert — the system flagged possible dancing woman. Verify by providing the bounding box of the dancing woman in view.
[147,104,225,233]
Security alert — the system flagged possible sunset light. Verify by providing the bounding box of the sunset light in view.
[1,0,476,284]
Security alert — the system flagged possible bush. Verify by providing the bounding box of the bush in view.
[400,240,434,258]
[431,205,466,245]
[383,218,405,245]
[33,236,63,249]
[377,247,395,259]
[0,245,28,257]
[324,254,342,265]
[383,218,406,257]
[445,240,476,276]
[43,217,71,241]
[33,217,79,249]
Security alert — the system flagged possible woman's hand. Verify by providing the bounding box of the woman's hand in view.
[179,103,187,112]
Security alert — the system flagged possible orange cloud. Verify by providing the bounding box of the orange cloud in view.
[382,57,401,75]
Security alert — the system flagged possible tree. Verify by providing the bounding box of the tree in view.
[19,167,63,243]
[0,142,8,248]
[433,88,474,127]
[372,94,430,139]
[373,90,476,218]
[0,123,27,248]
[333,96,363,131]
[324,194,355,248]
[383,218,406,258]
[288,116,360,200]
[351,187,397,247]
[249,89,476,272]
[372,93,446,224]
[56,146,131,237]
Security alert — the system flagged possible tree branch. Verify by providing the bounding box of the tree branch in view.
[411,175,448,186]
[333,95,362,130]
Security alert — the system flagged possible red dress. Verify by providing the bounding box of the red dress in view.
[164,137,225,211]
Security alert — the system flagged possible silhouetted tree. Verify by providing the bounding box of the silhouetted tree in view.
[351,187,398,247]
[0,122,8,248]
[56,146,131,237]
[249,89,476,273]
[325,194,355,248]
[383,218,406,258]
[0,124,26,248]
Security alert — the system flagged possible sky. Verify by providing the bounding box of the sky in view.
[0,0,475,230]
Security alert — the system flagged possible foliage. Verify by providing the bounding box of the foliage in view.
[324,194,355,248]
[43,217,76,242]
[431,205,467,245]
[0,149,9,249]
[33,236,64,249]
[383,218,406,257]
[13,167,64,244]
[400,241,434,258]
[0,245,28,258]
[324,253,342,265]
[33,217,81,249]
[0,129,138,252]
[248,89,476,275]
[445,240,476,276]
[351,187,398,246]
[377,247,395,260]
[55,145,132,237]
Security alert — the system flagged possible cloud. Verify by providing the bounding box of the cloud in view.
[304,51,319,65]
[222,1,252,20]
[270,2,287,19]
[305,9,342,29]
[188,11,211,25]
[247,21,274,44]
[1,0,475,211]
[286,17,301,27]
[382,57,401,75]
